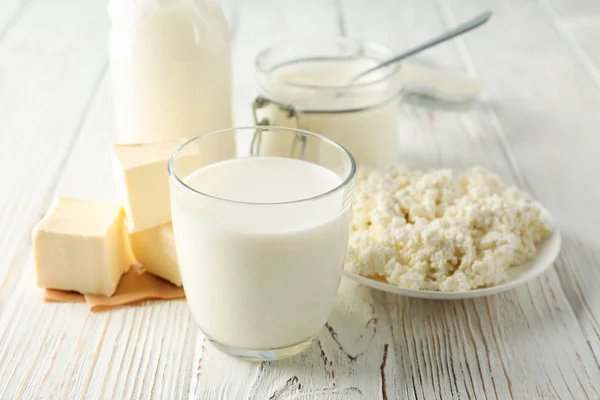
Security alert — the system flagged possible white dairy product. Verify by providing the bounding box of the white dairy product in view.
[346,166,552,292]
[130,223,181,286]
[32,198,133,296]
[108,0,232,144]
[170,157,352,349]
[255,48,401,167]
[112,140,220,233]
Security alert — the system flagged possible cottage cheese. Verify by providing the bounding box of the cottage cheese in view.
[345,166,552,292]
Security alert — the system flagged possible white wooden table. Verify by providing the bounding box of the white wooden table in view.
[2,0,600,398]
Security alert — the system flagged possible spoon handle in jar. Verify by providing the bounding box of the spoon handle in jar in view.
[350,10,492,83]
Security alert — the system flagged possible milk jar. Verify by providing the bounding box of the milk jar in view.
[108,0,233,145]
[253,38,402,167]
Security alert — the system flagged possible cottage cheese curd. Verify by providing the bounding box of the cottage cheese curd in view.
[345,166,552,292]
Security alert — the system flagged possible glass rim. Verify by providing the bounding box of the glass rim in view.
[167,126,357,206]
[255,36,401,91]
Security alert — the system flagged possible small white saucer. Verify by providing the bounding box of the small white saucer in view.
[342,214,562,300]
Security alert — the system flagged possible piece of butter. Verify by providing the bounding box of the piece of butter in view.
[129,223,181,286]
[112,141,183,233]
[32,198,133,296]
[112,140,208,233]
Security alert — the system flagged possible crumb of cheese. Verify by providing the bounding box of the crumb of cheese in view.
[345,166,552,292]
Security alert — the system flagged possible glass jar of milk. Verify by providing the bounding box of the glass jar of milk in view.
[253,38,402,167]
[108,0,232,144]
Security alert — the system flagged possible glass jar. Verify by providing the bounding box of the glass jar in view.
[253,37,402,167]
[108,0,233,144]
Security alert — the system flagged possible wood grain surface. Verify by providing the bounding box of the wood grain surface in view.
[1,0,599,398]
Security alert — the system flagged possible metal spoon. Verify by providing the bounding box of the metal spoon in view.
[349,10,492,83]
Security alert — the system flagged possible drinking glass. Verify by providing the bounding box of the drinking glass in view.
[168,126,355,360]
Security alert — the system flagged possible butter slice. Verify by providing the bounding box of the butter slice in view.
[129,223,181,286]
[32,198,133,296]
[112,141,184,233]
[112,140,210,233]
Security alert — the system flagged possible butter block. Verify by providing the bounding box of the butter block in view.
[129,223,181,286]
[112,140,209,233]
[112,141,183,233]
[32,198,133,296]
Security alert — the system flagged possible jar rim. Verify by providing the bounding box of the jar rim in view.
[255,36,401,91]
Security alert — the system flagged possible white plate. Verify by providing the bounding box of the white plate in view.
[342,214,562,300]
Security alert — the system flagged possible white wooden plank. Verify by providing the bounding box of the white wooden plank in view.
[1,0,600,398]
[189,279,393,400]
[546,0,600,19]
[0,71,197,400]
[377,103,600,398]
[231,0,341,128]
[0,0,209,398]
[538,0,600,103]
[0,0,108,297]
[338,0,464,71]
[189,2,401,399]
[444,0,600,368]
[217,0,237,33]
[553,21,600,87]
[339,0,600,398]
[0,1,237,397]
[0,0,30,41]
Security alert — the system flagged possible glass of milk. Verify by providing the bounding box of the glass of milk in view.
[168,126,356,360]
[253,37,402,168]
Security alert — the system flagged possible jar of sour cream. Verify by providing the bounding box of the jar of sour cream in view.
[252,38,402,167]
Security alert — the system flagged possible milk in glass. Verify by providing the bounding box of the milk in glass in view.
[171,157,352,350]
